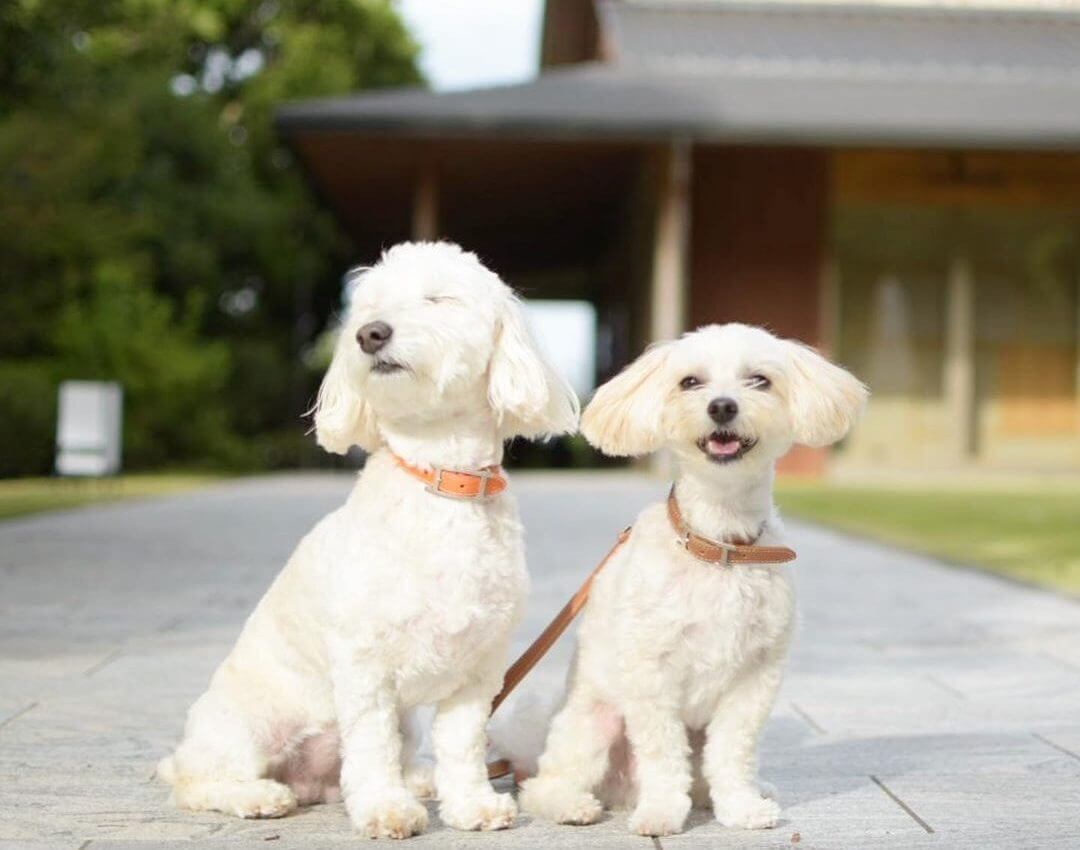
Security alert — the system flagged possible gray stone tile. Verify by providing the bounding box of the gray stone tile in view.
[2,471,1080,847]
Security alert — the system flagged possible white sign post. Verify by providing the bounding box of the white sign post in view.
[55,381,124,477]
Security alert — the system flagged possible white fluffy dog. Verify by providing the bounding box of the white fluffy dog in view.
[518,324,866,836]
[158,242,578,838]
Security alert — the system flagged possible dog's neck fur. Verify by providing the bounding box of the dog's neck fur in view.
[379,408,504,471]
[673,460,776,544]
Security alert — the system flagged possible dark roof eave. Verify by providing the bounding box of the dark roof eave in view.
[273,61,1080,153]
[274,110,1080,152]
[274,108,700,143]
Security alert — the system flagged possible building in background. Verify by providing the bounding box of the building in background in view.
[276,0,1080,474]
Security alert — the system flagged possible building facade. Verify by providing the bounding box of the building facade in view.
[277,0,1080,473]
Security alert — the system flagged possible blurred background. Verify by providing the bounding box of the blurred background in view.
[2,0,1079,589]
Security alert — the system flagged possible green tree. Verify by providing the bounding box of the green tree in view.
[53,263,235,467]
[0,0,422,475]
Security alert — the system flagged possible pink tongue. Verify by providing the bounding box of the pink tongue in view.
[708,437,742,457]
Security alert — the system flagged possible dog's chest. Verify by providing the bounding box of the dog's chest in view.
[673,567,794,714]
[327,496,526,694]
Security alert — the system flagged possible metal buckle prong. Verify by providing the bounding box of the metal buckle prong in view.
[679,530,737,566]
[713,538,737,567]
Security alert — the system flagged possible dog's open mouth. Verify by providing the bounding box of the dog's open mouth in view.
[371,358,406,375]
[698,430,757,463]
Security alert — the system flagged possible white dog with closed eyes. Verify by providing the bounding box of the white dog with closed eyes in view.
[517,324,866,837]
[158,242,578,838]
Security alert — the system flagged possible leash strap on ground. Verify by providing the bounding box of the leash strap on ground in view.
[485,527,632,780]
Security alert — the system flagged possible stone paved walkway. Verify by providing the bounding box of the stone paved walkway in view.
[2,472,1079,849]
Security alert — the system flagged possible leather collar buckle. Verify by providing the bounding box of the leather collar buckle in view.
[667,484,796,567]
[394,454,507,501]
[679,532,736,566]
[426,466,497,501]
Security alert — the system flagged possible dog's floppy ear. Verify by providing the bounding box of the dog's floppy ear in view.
[311,326,382,455]
[487,294,579,440]
[581,342,673,457]
[785,342,868,447]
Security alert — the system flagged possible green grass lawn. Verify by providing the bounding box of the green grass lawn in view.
[776,482,1080,593]
[0,474,221,521]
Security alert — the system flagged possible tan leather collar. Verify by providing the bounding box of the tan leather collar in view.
[667,486,796,566]
[394,454,508,500]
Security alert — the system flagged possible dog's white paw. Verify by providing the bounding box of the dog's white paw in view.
[404,762,436,800]
[694,780,776,809]
[713,786,781,829]
[628,792,691,837]
[348,789,429,839]
[440,791,517,831]
[518,776,603,825]
[228,780,297,819]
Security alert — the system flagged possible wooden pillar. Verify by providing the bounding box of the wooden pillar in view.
[1074,271,1080,433]
[650,139,691,345]
[945,253,977,461]
[411,158,439,241]
[648,140,691,475]
[818,258,840,356]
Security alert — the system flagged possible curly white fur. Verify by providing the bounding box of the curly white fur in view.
[158,242,578,838]
[517,324,866,837]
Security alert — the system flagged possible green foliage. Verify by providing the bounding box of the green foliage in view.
[0,0,422,474]
[0,361,58,477]
[52,267,240,467]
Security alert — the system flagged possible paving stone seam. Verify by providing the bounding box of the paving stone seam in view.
[1032,732,1080,762]
[869,775,934,835]
[0,701,39,731]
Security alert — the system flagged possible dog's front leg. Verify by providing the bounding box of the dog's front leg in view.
[622,686,693,837]
[331,654,428,839]
[701,653,785,830]
[431,667,517,832]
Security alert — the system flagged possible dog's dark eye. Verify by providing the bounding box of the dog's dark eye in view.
[425,295,457,305]
[748,374,771,390]
[679,375,702,391]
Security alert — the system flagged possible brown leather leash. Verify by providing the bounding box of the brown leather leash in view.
[491,526,634,716]
[484,487,797,780]
[484,526,632,780]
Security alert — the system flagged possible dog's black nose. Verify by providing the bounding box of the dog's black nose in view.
[707,396,739,425]
[356,321,393,354]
